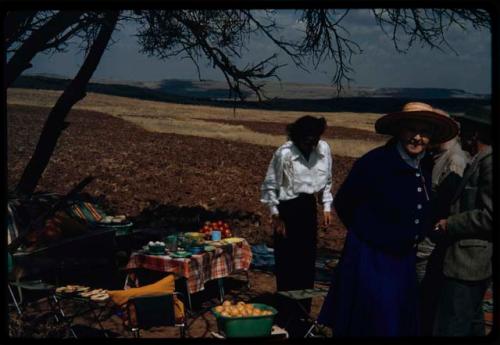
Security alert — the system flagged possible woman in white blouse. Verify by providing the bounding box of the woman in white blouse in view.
[260,115,333,335]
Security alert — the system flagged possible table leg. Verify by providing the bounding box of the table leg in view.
[51,295,78,338]
[8,284,22,315]
[184,279,192,311]
[89,303,110,338]
[218,278,225,303]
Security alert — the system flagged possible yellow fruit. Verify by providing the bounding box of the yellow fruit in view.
[230,309,241,317]
[215,306,224,313]
[221,311,231,318]
[236,301,245,306]
[222,300,232,307]
[252,309,262,316]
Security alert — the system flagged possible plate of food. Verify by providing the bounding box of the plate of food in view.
[75,286,90,293]
[90,292,110,302]
[188,246,205,254]
[205,240,224,247]
[222,237,245,244]
[204,245,216,252]
[145,241,166,255]
[170,251,191,259]
[56,285,83,295]
[80,288,107,298]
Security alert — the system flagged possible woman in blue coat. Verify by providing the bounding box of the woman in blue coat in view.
[318,102,459,336]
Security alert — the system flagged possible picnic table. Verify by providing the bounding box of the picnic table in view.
[125,238,252,309]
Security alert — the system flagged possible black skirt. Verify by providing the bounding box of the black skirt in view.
[274,193,318,308]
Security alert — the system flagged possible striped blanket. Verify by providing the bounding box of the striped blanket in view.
[66,201,107,223]
[7,194,108,245]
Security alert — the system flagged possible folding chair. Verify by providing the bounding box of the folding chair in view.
[8,252,78,338]
[125,293,186,338]
[8,253,58,316]
[276,287,329,338]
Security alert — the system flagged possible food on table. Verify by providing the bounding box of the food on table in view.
[222,237,244,244]
[198,221,233,239]
[80,288,106,297]
[100,215,127,224]
[204,245,216,252]
[57,285,90,294]
[75,286,90,292]
[90,293,109,301]
[147,241,166,253]
[184,232,205,246]
[170,251,191,258]
[55,287,66,293]
[148,241,165,247]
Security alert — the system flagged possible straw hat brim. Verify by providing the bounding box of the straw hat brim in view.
[375,110,459,143]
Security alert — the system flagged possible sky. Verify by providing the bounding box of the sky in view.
[26,9,492,95]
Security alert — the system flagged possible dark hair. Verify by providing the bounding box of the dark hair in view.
[287,116,327,144]
[457,118,491,145]
[477,127,492,145]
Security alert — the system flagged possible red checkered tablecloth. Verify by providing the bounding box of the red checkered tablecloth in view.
[125,239,252,294]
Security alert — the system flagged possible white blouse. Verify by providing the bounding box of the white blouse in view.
[260,140,333,215]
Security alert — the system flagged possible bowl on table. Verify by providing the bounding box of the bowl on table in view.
[188,246,205,254]
[146,241,166,255]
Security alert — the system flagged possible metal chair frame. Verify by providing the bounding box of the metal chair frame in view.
[125,292,187,338]
[276,287,329,338]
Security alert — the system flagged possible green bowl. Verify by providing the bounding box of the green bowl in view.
[147,245,166,255]
[212,303,277,338]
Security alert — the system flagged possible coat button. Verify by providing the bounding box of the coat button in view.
[416,173,421,177]
[417,187,422,192]
[414,219,420,224]
[417,204,422,209]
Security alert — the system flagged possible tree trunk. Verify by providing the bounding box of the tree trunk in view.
[15,11,120,196]
[5,10,84,89]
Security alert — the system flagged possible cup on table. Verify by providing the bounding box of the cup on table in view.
[211,230,222,241]
[166,235,177,252]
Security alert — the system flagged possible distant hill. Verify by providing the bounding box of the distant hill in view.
[11,74,490,114]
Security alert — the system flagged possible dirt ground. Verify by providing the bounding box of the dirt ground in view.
[7,103,356,252]
[7,102,348,338]
[7,101,492,338]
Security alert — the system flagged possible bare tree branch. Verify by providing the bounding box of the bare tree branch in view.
[5,11,85,88]
[372,8,490,55]
[298,9,362,94]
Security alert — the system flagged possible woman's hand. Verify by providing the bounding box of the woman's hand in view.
[433,219,448,234]
[323,211,332,228]
[271,214,286,238]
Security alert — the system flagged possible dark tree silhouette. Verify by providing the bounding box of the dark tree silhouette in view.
[15,11,120,195]
[5,11,86,88]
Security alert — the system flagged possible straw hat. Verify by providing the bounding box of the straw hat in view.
[375,102,459,143]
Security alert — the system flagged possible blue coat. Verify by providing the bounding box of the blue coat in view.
[318,141,433,336]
